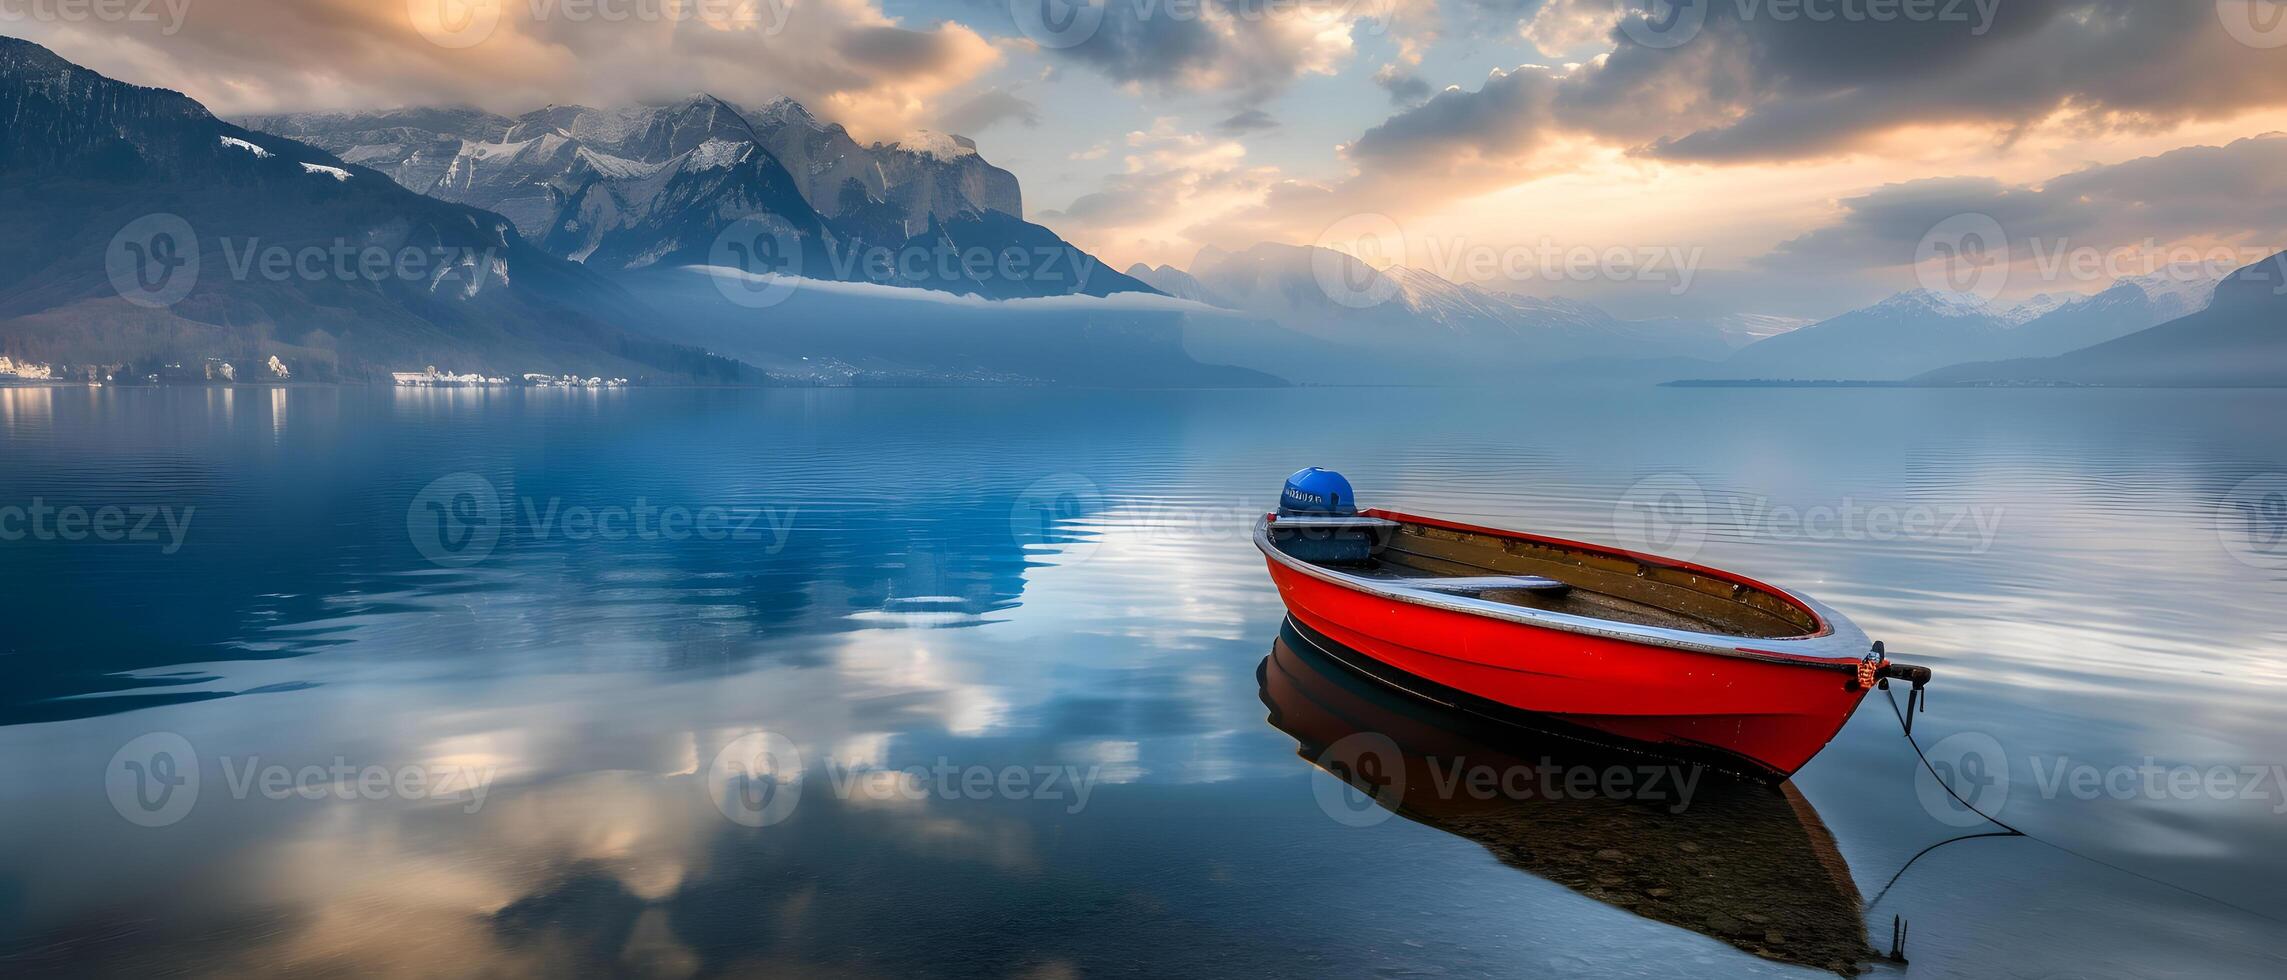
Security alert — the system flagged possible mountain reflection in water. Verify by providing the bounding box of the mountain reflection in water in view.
[1260,624,1880,976]
[6,385,2287,978]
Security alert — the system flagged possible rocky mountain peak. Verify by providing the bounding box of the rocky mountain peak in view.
[1871,288,2001,319]
[749,96,817,127]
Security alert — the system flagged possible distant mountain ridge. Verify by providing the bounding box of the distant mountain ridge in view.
[1713,273,2221,381]
[1129,243,1779,375]
[1635,312,1811,349]
[1915,253,2287,386]
[1126,263,1228,307]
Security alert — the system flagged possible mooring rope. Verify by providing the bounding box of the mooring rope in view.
[1868,682,2281,926]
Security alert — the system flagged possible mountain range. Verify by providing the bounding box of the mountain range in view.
[0,37,1249,385]
[243,99,1150,299]
[1125,243,1799,383]
[247,100,1019,239]
[1121,242,2272,386]
[1916,254,2287,386]
[1707,273,2224,381]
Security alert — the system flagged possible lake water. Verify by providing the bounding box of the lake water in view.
[1,384,2282,977]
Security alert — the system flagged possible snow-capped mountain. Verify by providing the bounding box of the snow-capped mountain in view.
[1998,292,2072,325]
[740,98,1021,232]
[1918,255,2286,386]
[2118,269,2225,321]
[1630,313,1812,349]
[1717,272,2223,380]
[248,98,1022,237]
[0,41,1238,385]
[0,37,747,382]
[243,98,1145,299]
[246,97,836,273]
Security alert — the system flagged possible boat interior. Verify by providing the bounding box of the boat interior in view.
[1268,514,1822,640]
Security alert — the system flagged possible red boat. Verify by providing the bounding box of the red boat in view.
[1255,472,1929,779]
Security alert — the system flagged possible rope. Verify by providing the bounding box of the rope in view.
[1871,683,2282,926]
[1884,683,2026,836]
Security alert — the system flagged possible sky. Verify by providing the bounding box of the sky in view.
[11,0,2287,318]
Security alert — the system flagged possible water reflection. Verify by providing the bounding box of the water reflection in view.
[1261,624,1878,976]
[0,384,54,430]
[4,385,2286,976]
[0,387,1121,724]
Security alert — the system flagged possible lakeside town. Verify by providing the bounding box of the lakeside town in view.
[0,356,626,388]
[388,367,632,388]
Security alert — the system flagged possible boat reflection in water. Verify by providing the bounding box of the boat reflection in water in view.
[1260,621,1880,976]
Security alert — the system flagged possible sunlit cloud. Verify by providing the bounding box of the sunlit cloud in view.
[10,0,1002,140]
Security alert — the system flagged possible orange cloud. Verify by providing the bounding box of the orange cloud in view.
[12,0,999,140]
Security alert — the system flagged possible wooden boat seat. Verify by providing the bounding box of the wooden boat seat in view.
[1405,575,1572,595]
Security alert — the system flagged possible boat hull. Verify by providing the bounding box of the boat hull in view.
[1260,514,1876,778]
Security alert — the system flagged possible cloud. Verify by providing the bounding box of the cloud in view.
[836,23,984,74]
[1761,134,2287,274]
[1214,109,1280,134]
[1123,118,1252,172]
[1028,0,1393,105]
[1519,0,1624,53]
[1039,119,1285,268]
[1371,64,1430,105]
[942,88,1042,133]
[1347,65,1561,179]
[687,265,1219,312]
[1197,178,1347,247]
[1052,171,1200,229]
[8,0,1002,140]
[1292,1,2287,227]
[1558,1,2287,163]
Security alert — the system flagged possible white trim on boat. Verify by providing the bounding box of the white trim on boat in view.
[1254,515,1872,669]
[1263,515,1402,531]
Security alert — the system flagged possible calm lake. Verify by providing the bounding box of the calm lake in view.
[1,384,2282,977]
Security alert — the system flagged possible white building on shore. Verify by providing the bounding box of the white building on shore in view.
[0,356,55,380]
[391,366,509,387]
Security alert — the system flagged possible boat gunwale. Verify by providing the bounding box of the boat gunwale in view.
[1256,510,1872,670]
